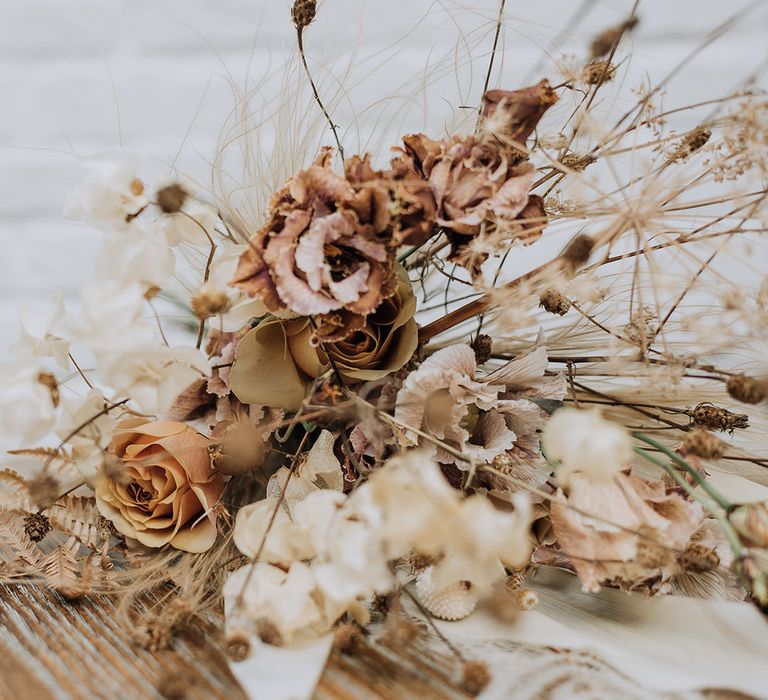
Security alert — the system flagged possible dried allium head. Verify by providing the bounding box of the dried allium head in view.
[291,0,316,30]
[681,428,725,460]
[462,660,492,696]
[690,403,749,432]
[726,374,767,405]
[539,288,571,316]
[156,183,189,214]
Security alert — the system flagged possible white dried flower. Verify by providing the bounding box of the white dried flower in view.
[56,389,117,483]
[10,291,69,369]
[542,408,632,485]
[65,155,148,231]
[0,358,57,446]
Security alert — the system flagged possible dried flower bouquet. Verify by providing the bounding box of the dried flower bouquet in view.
[2,1,768,695]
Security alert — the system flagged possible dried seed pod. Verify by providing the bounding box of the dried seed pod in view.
[156,183,189,214]
[23,512,52,542]
[462,660,492,696]
[726,374,766,405]
[37,372,60,408]
[539,289,571,316]
[561,234,594,272]
[415,568,478,621]
[291,0,316,30]
[471,334,493,364]
[561,152,597,172]
[730,502,768,548]
[334,622,363,654]
[690,403,748,432]
[667,126,711,162]
[225,633,251,662]
[681,428,725,460]
[581,60,616,85]
[515,587,538,611]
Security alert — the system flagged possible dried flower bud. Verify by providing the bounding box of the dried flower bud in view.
[561,234,594,271]
[667,126,711,162]
[462,660,492,696]
[515,587,538,610]
[256,618,284,647]
[504,572,525,591]
[157,672,191,700]
[690,403,748,432]
[581,60,616,85]
[681,428,725,460]
[37,372,60,408]
[27,473,60,510]
[729,502,768,548]
[726,374,766,405]
[144,285,161,301]
[539,288,571,316]
[225,633,251,662]
[471,334,493,365]
[291,0,316,30]
[156,183,189,214]
[191,285,230,321]
[23,512,52,542]
[561,152,597,172]
[679,544,720,573]
[590,17,639,59]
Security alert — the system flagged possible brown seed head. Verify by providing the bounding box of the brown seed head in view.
[561,234,594,271]
[156,183,189,214]
[24,512,52,542]
[462,660,492,696]
[681,428,725,460]
[539,288,571,316]
[668,126,712,162]
[590,16,639,59]
[581,60,617,85]
[726,374,766,405]
[37,372,60,408]
[334,622,363,654]
[291,0,316,30]
[191,285,230,321]
[471,334,493,365]
[691,403,749,432]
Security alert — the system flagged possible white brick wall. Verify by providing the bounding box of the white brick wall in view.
[1,0,767,356]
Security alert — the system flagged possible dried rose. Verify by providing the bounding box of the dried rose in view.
[95,419,225,552]
[229,268,418,411]
[481,80,558,148]
[230,149,397,330]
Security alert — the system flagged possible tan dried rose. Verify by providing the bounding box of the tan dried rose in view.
[480,80,558,149]
[230,148,397,335]
[228,268,418,411]
[95,419,225,553]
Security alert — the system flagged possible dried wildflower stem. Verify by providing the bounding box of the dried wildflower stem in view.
[68,352,94,389]
[477,0,507,128]
[400,586,466,662]
[633,433,732,509]
[296,29,345,161]
[44,398,130,472]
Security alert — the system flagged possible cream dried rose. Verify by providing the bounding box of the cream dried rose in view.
[95,419,225,553]
[228,267,418,411]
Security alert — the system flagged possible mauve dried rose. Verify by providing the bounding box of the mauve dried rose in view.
[481,80,558,149]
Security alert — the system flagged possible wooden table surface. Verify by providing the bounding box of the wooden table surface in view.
[0,584,472,700]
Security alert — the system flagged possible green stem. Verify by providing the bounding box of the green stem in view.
[632,432,732,511]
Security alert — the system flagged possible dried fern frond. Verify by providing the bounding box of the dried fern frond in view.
[0,508,43,568]
[47,496,104,550]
